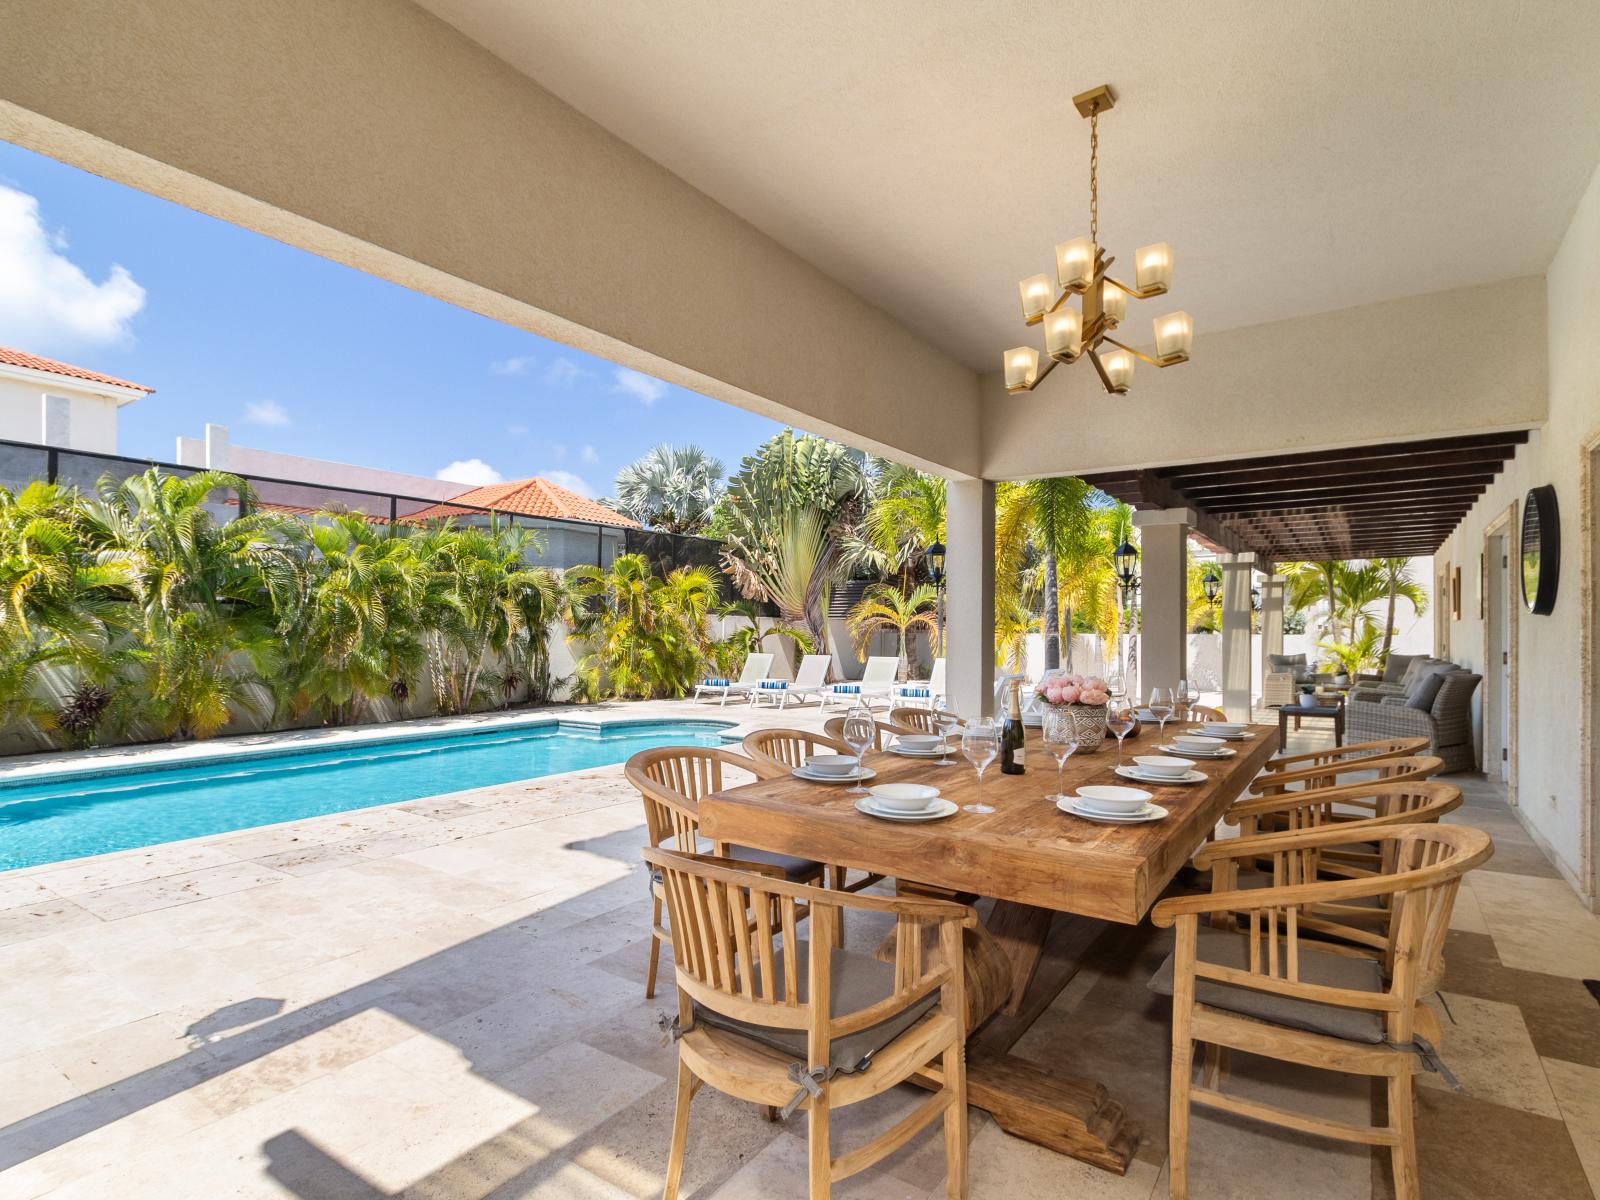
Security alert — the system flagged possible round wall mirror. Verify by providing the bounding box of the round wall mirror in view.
[1520,485,1560,615]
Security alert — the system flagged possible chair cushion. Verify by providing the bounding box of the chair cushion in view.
[694,941,940,1071]
[1148,925,1386,1043]
[1268,653,1309,682]
[1405,662,1456,710]
[1382,653,1422,684]
[758,680,789,690]
[702,678,731,688]
[832,684,862,694]
[726,845,825,882]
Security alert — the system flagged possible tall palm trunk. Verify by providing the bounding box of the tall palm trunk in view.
[1041,554,1060,670]
[1322,561,1340,645]
[1380,578,1399,665]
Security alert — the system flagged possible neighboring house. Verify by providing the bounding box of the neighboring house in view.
[408,477,640,569]
[0,345,153,454]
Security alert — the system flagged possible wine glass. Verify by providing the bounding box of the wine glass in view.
[1106,671,1126,701]
[841,703,877,797]
[1180,678,1200,721]
[960,719,999,814]
[1106,700,1136,768]
[932,697,961,767]
[1041,709,1080,803]
[1149,687,1176,741]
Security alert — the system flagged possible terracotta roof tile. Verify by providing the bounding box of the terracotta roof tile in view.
[0,346,153,394]
[414,478,639,528]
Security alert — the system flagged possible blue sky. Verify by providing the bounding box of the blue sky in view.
[0,139,787,498]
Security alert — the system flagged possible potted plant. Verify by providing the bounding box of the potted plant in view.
[1034,674,1113,750]
[1297,683,1319,708]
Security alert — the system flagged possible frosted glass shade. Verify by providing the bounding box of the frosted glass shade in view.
[1004,346,1041,391]
[1099,280,1126,327]
[1103,350,1135,392]
[1055,238,1096,291]
[1136,243,1173,293]
[1019,274,1053,321]
[1155,311,1194,360]
[1044,307,1082,359]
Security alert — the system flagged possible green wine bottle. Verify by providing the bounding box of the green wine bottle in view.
[1000,680,1026,775]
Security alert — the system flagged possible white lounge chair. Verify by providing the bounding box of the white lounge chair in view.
[749,654,832,710]
[892,658,945,708]
[693,653,773,706]
[821,655,898,711]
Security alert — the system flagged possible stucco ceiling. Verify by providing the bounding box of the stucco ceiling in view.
[415,0,1600,372]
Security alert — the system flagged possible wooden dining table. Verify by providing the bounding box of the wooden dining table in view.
[699,718,1282,1173]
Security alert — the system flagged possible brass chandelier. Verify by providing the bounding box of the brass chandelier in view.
[1004,84,1193,395]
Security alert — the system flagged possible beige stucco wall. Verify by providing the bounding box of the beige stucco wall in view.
[0,0,980,479]
[0,379,122,453]
[980,278,1549,479]
[1440,160,1600,902]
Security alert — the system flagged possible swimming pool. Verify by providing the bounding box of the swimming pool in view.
[0,718,734,871]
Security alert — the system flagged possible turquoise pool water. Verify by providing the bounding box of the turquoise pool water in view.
[0,719,732,871]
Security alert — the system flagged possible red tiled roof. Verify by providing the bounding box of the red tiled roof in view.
[0,346,153,394]
[414,478,640,528]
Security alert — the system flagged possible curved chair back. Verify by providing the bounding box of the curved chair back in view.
[741,728,851,777]
[1252,753,1443,798]
[889,706,946,734]
[626,746,761,853]
[1186,704,1228,723]
[823,715,895,749]
[1262,735,1430,776]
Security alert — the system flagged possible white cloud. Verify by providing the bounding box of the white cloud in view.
[435,458,504,486]
[544,358,586,386]
[507,423,530,436]
[543,469,595,498]
[244,399,291,428]
[551,442,568,461]
[490,355,535,375]
[0,184,147,350]
[612,367,666,405]
[579,444,599,465]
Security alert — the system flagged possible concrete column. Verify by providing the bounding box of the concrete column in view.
[1220,554,1255,720]
[40,394,71,447]
[1259,576,1285,661]
[946,478,996,719]
[1133,508,1191,699]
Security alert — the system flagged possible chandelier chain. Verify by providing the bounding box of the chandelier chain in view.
[1089,109,1099,247]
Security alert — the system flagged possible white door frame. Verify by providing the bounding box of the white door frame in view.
[1482,503,1519,807]
[1578,425,1600,909]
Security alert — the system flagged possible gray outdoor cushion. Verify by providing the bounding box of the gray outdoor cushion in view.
[1148,925,1386,1043]
[1268,653,1309,682]
[1407,669,1453,712]
[1397,656,1433,689]
[694,941,940,1070]
[652,844,823,884]
[1382,653,1422,684]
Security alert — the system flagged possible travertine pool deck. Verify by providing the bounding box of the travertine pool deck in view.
[1,702,1597,1198]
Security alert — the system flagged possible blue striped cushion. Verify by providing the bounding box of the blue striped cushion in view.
[833,684,862,694]
[899,687,931,697]
[758,680,788,690]
[702,678,731,688]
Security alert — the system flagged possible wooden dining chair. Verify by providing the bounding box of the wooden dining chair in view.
[627,746,830,999]
[1261,736,1430,777]
[741,728,852,774]
[1246,753,1443,799]
[645,847,970,1200]
[823,715,897,750]
[1185,705,1228,723]
[889,705,955,735]
[1151,823,1494,1200]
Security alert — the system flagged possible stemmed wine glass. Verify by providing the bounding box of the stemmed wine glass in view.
[1180,678,1200,721]
[960,719,999,814]
[1149,687,1176,741]
[1041,709,1080,803]
[841,703,877,797]
[1106,700,1136,768]
[932,697,961,767]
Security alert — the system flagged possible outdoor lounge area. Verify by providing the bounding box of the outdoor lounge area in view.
[3,3,1600,1199]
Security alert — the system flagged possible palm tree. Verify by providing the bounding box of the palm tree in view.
[1372,557,1429,666]
[994,476,1099,672]
[843,462,945,585]
[846,583,938,680]
[565,552,720,699]
[610,444,725,534]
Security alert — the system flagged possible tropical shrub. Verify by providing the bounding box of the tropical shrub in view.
[846,583,938,680]
[564,553,719,700]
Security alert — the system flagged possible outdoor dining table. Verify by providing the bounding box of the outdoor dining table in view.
[698,718,1283,1174]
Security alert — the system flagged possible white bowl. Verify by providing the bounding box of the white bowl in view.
[1133,755,1196,778]
[1173,735,1225,752]
[1074,784,1153,814]
[1205,723,1245,735]
[867,783,941,812]
[806,754,859,776]
[894,734,942,751]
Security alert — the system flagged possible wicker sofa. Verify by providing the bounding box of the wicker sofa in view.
[1347,667,1481,773]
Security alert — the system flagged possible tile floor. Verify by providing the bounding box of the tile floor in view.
[0,703,1596,1199]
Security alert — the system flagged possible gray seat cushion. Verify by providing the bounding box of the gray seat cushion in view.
[1148,925,1386,1043]
[1268,653,1309,682]
[695,941,940,1070]
[651,844,823,885]
[1382,653,1422,684]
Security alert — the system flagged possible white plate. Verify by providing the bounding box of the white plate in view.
[1190,728,1253,740]
[1056,797,1168,824]
[1114,765,1207,785]
[1158,743,1236,759]
[888,743,955,758]
[854,797,957,822]
[793,765,877,783]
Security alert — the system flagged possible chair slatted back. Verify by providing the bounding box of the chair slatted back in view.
[741,728,851,777]
[823,715,895,749]
[1254,753,1442,797]
[889,706,944,734]
[626,746,759,854]
[1263,736,1430,775]
[1187,705,1228,723]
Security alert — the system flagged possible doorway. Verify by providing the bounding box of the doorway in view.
[1482,505,1517,798]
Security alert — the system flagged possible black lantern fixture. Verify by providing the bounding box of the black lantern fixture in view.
[1202,569,1221,603]
[1113,538,1140,591]
[926,540,946,585]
